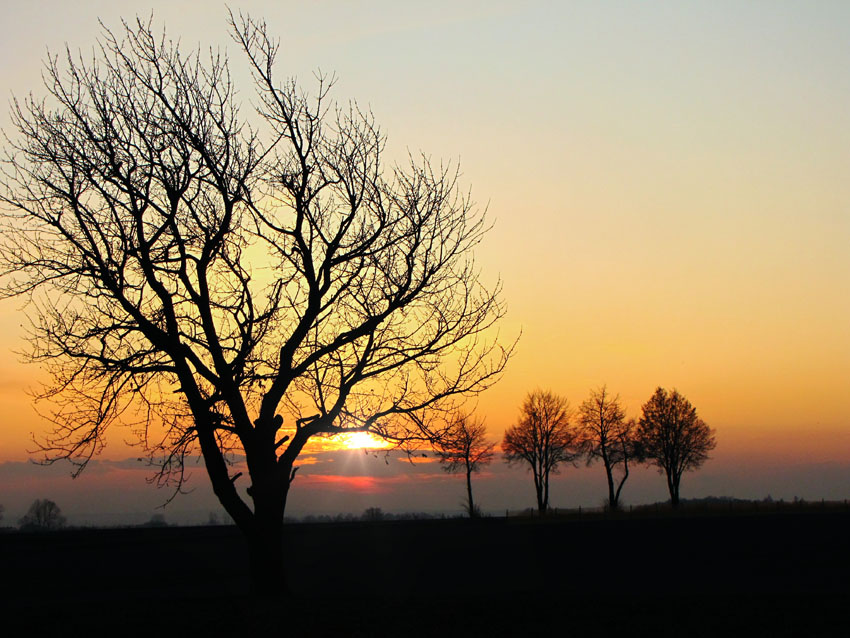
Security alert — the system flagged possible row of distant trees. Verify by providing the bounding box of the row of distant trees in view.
[436,386,717,517]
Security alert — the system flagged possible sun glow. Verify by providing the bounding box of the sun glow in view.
[335,431,392,451]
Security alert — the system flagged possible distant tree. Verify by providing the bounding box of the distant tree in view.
[362,507,385,522]
[142,513,168,527]
[502,390,580,514]
[0,14,512,591]
[637,387,716,508]
[435,413,495,518]
[576,386,640,511]
[19,499,66,530]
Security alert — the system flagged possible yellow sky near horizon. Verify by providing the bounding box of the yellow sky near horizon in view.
[0,1,848,473]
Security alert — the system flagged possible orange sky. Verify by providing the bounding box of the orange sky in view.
[0,2,848,517]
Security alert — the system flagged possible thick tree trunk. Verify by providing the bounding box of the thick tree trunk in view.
[667,474,680,509]
[248,522,286,595]
[534,470,548,515]
[245,468,290,596]
[197,421,289,594]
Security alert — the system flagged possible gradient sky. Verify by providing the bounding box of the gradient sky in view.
[1,1,848,523]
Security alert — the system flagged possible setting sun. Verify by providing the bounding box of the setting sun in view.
[336,431,393,451]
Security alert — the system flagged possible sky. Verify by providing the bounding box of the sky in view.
[0,1,848,525]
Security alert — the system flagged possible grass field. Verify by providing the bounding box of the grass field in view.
[2,506,848,636]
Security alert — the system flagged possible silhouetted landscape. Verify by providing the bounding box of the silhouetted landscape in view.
[1,4,849,636]
[3,503,848,636]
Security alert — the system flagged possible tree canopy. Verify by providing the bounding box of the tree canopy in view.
[577,386,639,510]
[435,413,495,517]
[19,499,66,531]
[638,387,716,508]
[503,390,579,514]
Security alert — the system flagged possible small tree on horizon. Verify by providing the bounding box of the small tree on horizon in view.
[434,413,495,518]
[19,499,66,531]
[142,513,168,527]
[362,507,385,522]
[638,387,716,508]
[502,390,580,515]
[576,386,640,511]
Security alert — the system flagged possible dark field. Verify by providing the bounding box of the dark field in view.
[2,508,848,636]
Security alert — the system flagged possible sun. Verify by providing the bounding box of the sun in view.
[303,429,393,453]
[336,430,392,451]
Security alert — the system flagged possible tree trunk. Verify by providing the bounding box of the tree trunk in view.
[533,470,546,515]
[245,473,290,596]
[605,461,617,511]
[667,474,680,509]
[248,522,286,596]
[613,455,630,510]
[465,467,477,518]
[534,475,549,516]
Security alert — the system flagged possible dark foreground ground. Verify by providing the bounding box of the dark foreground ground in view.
[2,508,848,636]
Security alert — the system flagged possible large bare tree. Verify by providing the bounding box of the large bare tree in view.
[637,387,716,509]
[0,14,511,591]
[502,390,579,514]
[576,386,639,511]
[434,413,495,518]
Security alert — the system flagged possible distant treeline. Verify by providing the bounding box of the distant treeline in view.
[5,497,849,532]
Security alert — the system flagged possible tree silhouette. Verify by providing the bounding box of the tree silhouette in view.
[0,14,511,591]
[19,499,66,530]
[362,507,385,522]
[434,413,495,518]
[142,513,168,527]
[637,387,716,509]
[502,390,579,514]
[576,386,639,511]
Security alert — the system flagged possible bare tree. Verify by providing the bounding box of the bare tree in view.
[142,513,168,527]
[434,413,495,518]
[19,499,66,530]
[502,390,579,515]
[0,14,511,591]
[637,387,716,509]
[576,386,639,511]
